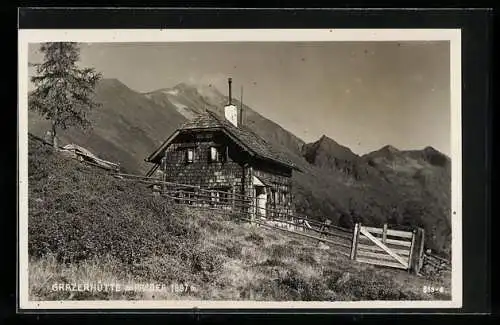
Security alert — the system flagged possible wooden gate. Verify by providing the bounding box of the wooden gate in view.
[350,223,425,273]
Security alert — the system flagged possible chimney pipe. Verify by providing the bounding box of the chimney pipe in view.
[228,78,232,105]
[240,86,244,126]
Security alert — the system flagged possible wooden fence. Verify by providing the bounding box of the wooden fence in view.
[107,172,444,274]
[422,252,452,274]
[350,223,426,274]
[110,172,355,257]
[113,172,436,273]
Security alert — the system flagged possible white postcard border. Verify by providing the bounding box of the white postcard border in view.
[18,28,462,310]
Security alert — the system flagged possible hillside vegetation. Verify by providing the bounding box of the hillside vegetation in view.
[28,137,450,301]
[28,79,186,174]
[28,78,452,258]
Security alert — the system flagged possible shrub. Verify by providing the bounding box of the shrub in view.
[186,246,224,283]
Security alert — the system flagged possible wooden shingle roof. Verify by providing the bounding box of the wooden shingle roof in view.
[146,110,298,171]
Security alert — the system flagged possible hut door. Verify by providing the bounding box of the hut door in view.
[255,186,267,218]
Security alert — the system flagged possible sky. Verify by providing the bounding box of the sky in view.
[28,41,451,156]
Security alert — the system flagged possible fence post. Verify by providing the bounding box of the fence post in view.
[408,229,417,273]
[350,223,360,260]
[382,223,388,244]
[417,228,425,274]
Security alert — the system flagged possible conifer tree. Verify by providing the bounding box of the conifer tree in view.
[29,42,102,148]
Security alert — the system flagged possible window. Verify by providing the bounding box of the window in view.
[183,188,195,205]
[271,189,277,205]
[275,189,281,204]
[210,190,220,206]
[219,188,231,204]
[210,146,219,162]
[283,191,290,206]
[274,190,288,205]
[209,187,231,206]
[282,192,288,205]
[209,146,226,163]
[186,148,194,163]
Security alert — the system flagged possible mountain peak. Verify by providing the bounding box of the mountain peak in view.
[381,144,400,153]
[318,134,329,143]
[362,144,402,162]
[423,146,442,155]
[420,146,451,167]
[303,135,359,165]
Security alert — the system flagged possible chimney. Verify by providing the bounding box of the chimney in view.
[228,77,232,105]
[224,77,238,127]
[240,86,244,126]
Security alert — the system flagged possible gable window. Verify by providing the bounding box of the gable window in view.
[210,146,219,162]
[209,146,227,163]
[186,148,194,163]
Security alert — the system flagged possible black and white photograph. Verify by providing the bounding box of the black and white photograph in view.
[18,29,462,309]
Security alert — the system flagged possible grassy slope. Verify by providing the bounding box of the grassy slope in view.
[28,137,450,301]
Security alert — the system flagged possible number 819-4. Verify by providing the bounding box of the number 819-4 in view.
[423,285,444,294]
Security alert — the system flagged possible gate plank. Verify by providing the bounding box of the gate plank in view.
[387,229,414,239]
[359,226,414,239]
[356,257,409,270]
[359,227,409,268]
[359,234,412,248]
[357,243,411,256]
[357,250,409,264]
[384,238,412,247]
